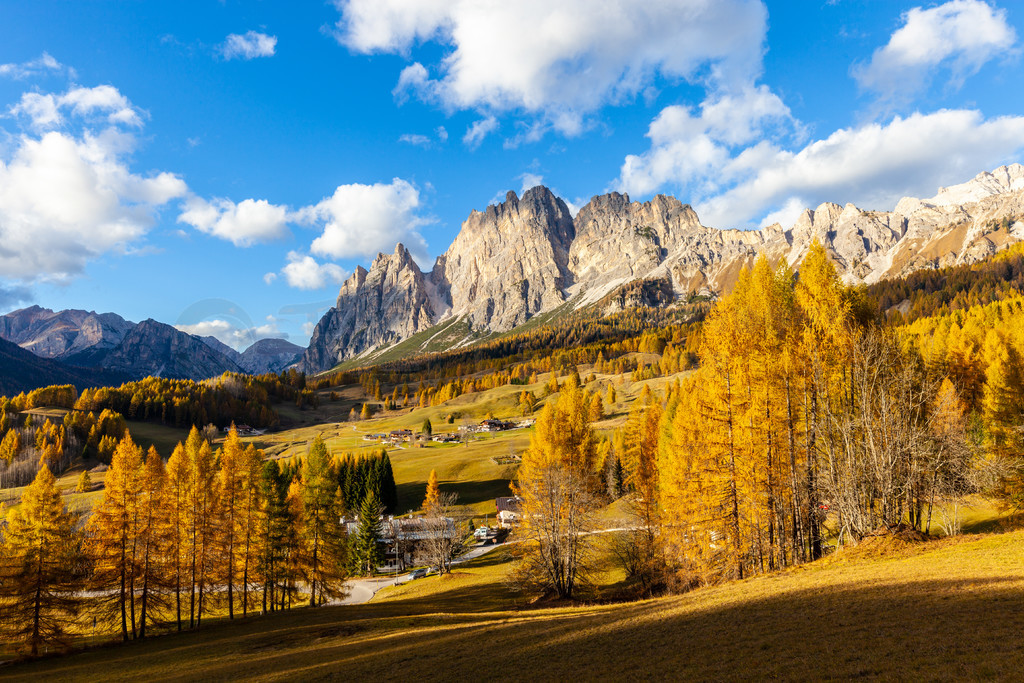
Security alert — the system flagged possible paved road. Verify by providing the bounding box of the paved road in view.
[335,539,509,606]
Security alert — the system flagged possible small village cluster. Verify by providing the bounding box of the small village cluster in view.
[362,417,535,447]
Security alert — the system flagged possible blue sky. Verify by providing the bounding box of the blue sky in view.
[1,0,1023,349]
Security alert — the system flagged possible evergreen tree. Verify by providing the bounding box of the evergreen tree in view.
[352,490,384,576]
[421,418,433,437]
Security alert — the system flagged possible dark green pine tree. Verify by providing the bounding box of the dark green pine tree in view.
[377,451,398,513]
[352,490,384,576]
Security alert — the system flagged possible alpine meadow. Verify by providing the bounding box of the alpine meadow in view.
[3,1,1024,681]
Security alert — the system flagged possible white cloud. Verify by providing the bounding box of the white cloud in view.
[335,0,767,135]
[222,31,278,60]
[178,195,290,246]
[854,0,1017,104]
[463,116,498,149]
[399,133,432,147]
[10,84,144,130]
[176,316,288,350]
[398,126,449,148]
[280,252,348,290]
[695,109,1024,229]
[0,52,66,80]
[618,85,793,197]
[520,172,544,195]
[263,272,278,285]
[0,130,187,282]
[299,178,430,261]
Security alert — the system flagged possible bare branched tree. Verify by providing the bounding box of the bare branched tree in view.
[509,464,597,599]
[417,492,465,574]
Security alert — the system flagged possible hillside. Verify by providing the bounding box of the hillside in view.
[4,527,1022,681]
[0,337,126,396]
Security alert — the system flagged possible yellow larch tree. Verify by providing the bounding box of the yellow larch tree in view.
[88,434,144,641]
[0,465,85,656]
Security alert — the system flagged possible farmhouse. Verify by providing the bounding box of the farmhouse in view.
[495,496,522,528]
[342,514,458,569]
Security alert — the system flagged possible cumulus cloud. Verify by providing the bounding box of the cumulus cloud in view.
[0,81,186,283]
[178,196,290,246]
[0,130,187,282]
[695,109,1024,229]
[334,0,767,135]
[10,84,143,130]
[618,85,794,197]
[854,0,1017,105]
[221,31,278,60]
[176,316,287,350]
[0,52,66,80]
[299,178,430,261]
[279,252,348,290]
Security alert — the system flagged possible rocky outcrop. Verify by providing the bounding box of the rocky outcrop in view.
[102,319,242,381]
[0,306,134,367]
[238,338,303,374]
[300,164,1024,372]
[438,186,576,330]
[301,244,439,371]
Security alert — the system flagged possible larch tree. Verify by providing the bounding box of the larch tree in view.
[301,435,347,606]
[423,469,440,512]
[217,427,245,619]
[0,465,85,656]
[511,380,597,599]
[88,434,144,641]
[137,446,170,639]
[164,442,189,631]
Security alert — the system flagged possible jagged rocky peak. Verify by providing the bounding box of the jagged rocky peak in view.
[299,241,439,372]
[297,163,1024,372]
[571,192,704,289]
[440,185,575,331]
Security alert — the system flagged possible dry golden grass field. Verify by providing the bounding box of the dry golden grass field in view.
[3,525,1023,682]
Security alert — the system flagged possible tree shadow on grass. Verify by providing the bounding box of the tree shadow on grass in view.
[396,478,511,513]
[17,576,1024,682]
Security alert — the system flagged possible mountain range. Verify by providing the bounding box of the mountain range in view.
[299,164,1024,373]
[2,164,1023,388]
[0,306,303,388]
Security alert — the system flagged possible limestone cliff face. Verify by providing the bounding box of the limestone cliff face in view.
[299,244,438,371]
[300,164,1024,372]
[438,186,575,331]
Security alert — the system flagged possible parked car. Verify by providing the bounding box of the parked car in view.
[474,526,491,539]
[409,568,427,579]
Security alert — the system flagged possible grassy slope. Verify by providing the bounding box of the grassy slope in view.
[5,529,1024,681]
